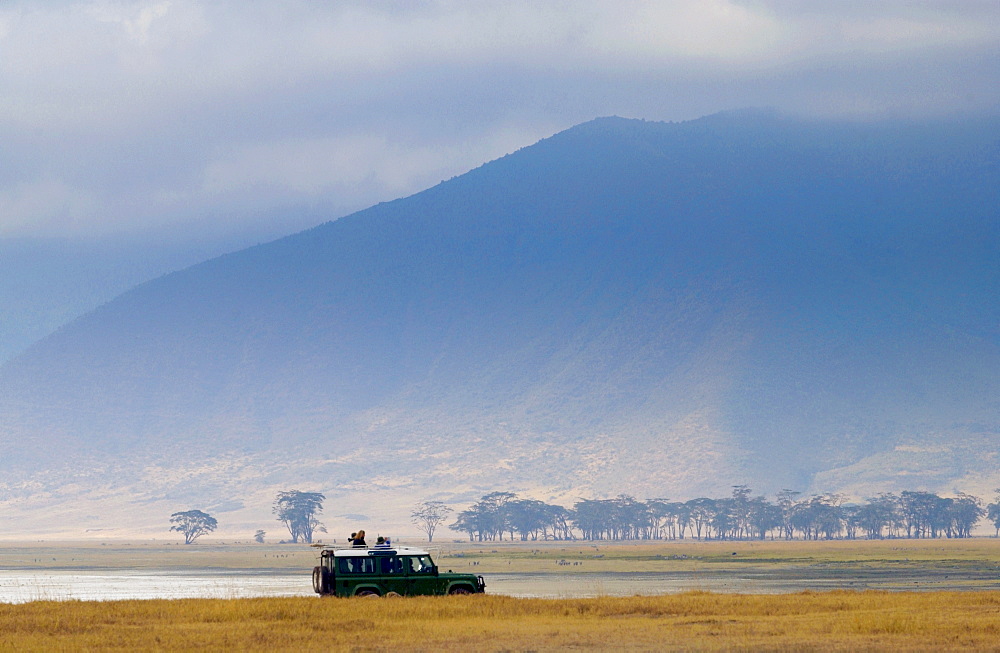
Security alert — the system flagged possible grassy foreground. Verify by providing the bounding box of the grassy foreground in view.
[3,591,1000,651]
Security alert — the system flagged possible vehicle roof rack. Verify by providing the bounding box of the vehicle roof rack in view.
[318,544,431,557]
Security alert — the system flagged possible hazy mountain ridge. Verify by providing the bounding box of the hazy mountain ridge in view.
[0,205,337,367]
[1,111,997,535]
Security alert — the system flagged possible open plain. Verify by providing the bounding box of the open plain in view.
[2,538,1000,649]
[3,537,1000,600]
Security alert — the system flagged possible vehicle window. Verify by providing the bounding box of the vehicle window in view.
[338,557,375,574]
[379,556,405,574]
[405,556,435,574]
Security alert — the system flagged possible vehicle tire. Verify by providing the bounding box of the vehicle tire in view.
[448,586,473,595]
[356,589,381,598]
[312,566,327,594]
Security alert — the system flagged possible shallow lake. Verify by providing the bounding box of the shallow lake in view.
[0,570,758,603]
[3,567,998,603]
[0,570,310,603]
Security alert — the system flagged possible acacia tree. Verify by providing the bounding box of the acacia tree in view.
[988,490,1000,538]
[748,495,782,540]
[507,499,571,541]
[685,497,716,540]
[169,510,217,544]
[571,499,613,540]
[775,490,801,540]
[411,500,453,543]
[450,508,482,541]
[649,501,690,540]
[855,494,897,539]
[273,490,326,543]
[449,492,519,541]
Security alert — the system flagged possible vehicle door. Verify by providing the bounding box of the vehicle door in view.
[376,555,408,595]
[404,555,444,595]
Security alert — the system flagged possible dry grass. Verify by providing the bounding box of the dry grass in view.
[2,591,1000,651]
[3,539,1000,650]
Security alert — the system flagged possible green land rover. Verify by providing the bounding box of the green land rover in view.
[312,545,486,597]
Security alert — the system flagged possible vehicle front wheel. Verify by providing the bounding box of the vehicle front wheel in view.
[356,589,381,598]
[448,586,473,595]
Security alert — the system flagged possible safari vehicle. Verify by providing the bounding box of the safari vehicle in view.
[312,545,486,597]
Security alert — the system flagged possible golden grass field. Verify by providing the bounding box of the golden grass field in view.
[2,538,1000,650]
[2,590,1000,651]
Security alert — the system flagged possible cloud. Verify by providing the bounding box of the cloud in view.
[0,0,997,240]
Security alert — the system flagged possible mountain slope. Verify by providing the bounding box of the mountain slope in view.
[1,112,998,535]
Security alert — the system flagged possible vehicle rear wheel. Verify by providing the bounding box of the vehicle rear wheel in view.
[356,589,381,598]
[449,586,473,595]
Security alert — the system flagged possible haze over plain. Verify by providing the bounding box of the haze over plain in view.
[1,1,998,536]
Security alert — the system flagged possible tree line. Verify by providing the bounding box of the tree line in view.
[444,487,1000,542]
[167,486,1000,544]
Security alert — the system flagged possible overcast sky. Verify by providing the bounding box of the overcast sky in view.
[2,0,998,243]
